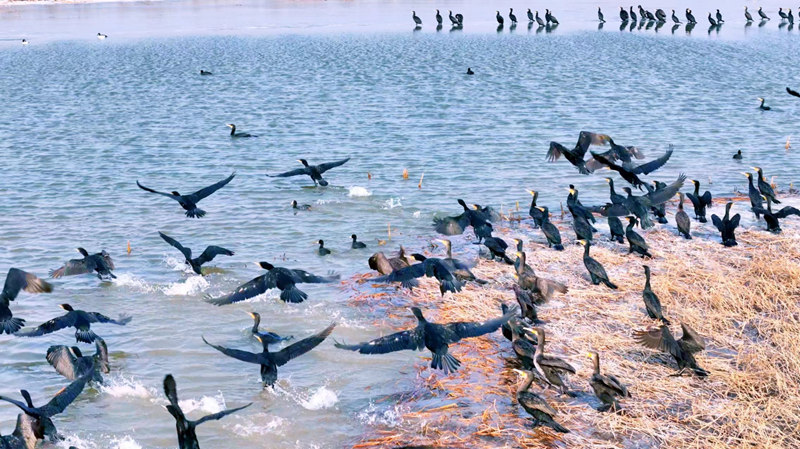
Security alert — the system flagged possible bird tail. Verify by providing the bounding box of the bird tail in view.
[280,286,308,303]
[603,279,618,289]
[501,254,515,265]
[0,317,25,335]
[544,417,570,433]
[553,244,564,251]
[76,329,98,344]
[318,178,329,187]
[474,278,489,285]
[400,278,420,290]
[431,352,461,374]
[186,208,206,218]
[773,198,781,204]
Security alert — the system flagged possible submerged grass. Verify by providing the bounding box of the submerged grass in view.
[348,196,800,449]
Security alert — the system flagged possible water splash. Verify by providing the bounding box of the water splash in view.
[99,375,158,399]
[356,402,405,427]
[162,275,209,296]
[57,434,142,449]
[228,413,287,437]
[112,273,157,293]
[348,186,372,197]
[298,386,338,410]
[178,391,226,414]
[383,197,402,209]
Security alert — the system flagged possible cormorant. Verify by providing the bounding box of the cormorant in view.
[527,190,544,227]
[754,196,800,233]
[248,312,292,344]
[545,9,558,24]
[514,252,567,304]
[510,285,539,324]
[435,9,442,25]
[758,98,771,111]
[789,9,795,24]
[572,213,594,243]
[200,70,212,75]
[579,240,617,289]
[368,251,409,275]
[509,8,517,23]
[590,146,674,189]
[634,323,707,376]
[205,262,339,305]
[335,307,514,374]
[587,352,629,412]
[788,87,800,97]
[433,199,492,241]
[686,179,713,223]
[598,7,605,22]
[619,174,685,229]
[373,254,462,295]
[449,10,458,25]
[267,158,350,187]
[17,304,131,343]
[528,8,534,22]
[350,234,367,249]
[620,7,629,22]
[758,7,770,20]
[535,11,546,27]
[537,207,564,250]
[711,202,741,247]
[753,167,780,204]
[671,9,681,23]
[510,324,537,366]
[716,9,724,23]
[779,7,788,20]
[675,192,692,239]
[163,374,251,448]
[137,172,236,218]
[483,236,513,264]
[604,177,626,205]
[733,149,742,160]
[531,328,575,395]
[21,39,29,45]
[625,217,652,258]
[511,369,569,433]
[204,323,335,388]
[642,265,669,324]
[50,248,115,279]
[608,216,625,243]
[291,200,312,211]
[437,239,485,285]
[412,11,422,26]
[629,6,637,22]
[97,33,107,39]
[466,67,474,75]
[744,172,764,218]
[46,338,109,383]
[496,11,504,25]
[645,10,656,21]
[159,232,234,275]
[655,9,666,22]
[567,185,596,224]
[686,8,697,23]
[637,5,646,20]
[707,13,717,27]
[1,268,52,335]
[455,13,463,25]
[226,124,256,138]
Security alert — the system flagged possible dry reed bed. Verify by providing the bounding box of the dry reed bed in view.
[348,197,800,449]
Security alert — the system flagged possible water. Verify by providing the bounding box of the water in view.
[0,0,798,447]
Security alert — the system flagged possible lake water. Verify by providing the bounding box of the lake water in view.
[0,0,798,448]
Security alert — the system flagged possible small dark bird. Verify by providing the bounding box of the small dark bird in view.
[655,9,666,22]
[482,236,513,264]
[579,240,617,289]
[675,192,692,239]
[779,7,788,20]
[248,312,292,344]
[496,10,504,25]
[545,9,558,24]
[527,190,544,227]
[317,239,331,256]
[226,123,256,138]
[708,13,718,26]
[291,200,312,211]
[634,323,707,376]
[205,262,339,305]
[435,9,442,25]
[335,307,514,374]
[686,8,697,23]
[598,7,605,22]
[537,207,564,250]
[733,149,742,160]
[449,10,458,25]
[788,9,795,25]
[455,13,463,25]
[159,232,234,275]
[535,10,546,26]
[137,172,236,218]
[1,268,52,335]
[744,172,764,219]
[625,217,651,258]
[514,251,568,305]
[758,7,769,20]
[787,87,800,97]
[716,9,724,23]
[587,351,630,412]
[630,7,637,22]
[204,323,335,388]
[711,202,741,247]
[466,67,474,75]
[620,6,629,21]
[163,374,251,448]
[642,265,669,324]
[608,216,625,243]
[511,369,569,432]
[46,338,109,383]
[351,234,367,249]
[686,179,713,223]
[671,9,681,23]
[753,166,781,204]
[200,70,212,75]
[528,8,535,22]
[412,11,422,26]
[754,196,800,233]
[509,8,517,23]
[267,158,350,187]
[758,97,771,111]
[17,304,131,343]
[50,248,115,279]
[96,32,108,39]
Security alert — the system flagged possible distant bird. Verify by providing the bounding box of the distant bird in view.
[535,10,546,26]
[205,262,339,305]
[686,8,697,23]
[538,207,564,250]
[625,217,652,258]
[708,13,717,26]
[587,351,630,412]
[733,149,742,160]
[351,234,367,249]
[620,7,629,21]
[46,338,109,383]
[528,8,535,22]
[642,265,669,324]
[267,158,350,187]
[50,248,115,279]
[412,11,422,26]
[1,268,52,335]
[449,10,458,25]
[629,6,637,22]
[788,9,795,25]
[466,67,474,75]
[137,172,236,218]
[455,13,463,25]
[163,374,251,448]
[496,10,504,25]
[482,236,513,264]
[159,232,234,275]
[316,239,331,256]
[671,9,681,23]
[579,240,616,289]
[200,70,213,75]
[645,9,656,21]
[634,323,707,376]
[204,323,335,388]
[545,9,558,24]
[96,33,107,39]
[17,304,131,343]
[248,312,292,344]
[779,7,788,20]
[686,179,713,223]
[744,172,764,219]
[655,9,666,22]
[511,369,569,432]
[716,9,724,23]
[598,7,605,22]
[509,8,517,23]
[753,167,781,204]
[291,200,312,211]
[711,202,741,247]
[675,192,692,239]
[226,123,256,138]
[21,39,28,45]
[787,87,800,97]
[335,307,514,374]
[758,7,770,20]
[435,9,443,25]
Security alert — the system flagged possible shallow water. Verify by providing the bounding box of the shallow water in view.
[0,0,798,448]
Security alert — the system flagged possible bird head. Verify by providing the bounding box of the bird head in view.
[248,311,260,320]
[60,304,74,311]
[170,191,181,196]
[76,247,89,256]
[317,239,324,246]
[742,172,751,179]
[527,189,536,196]
[409,307,424,320]
[752,166,762,173]
[622,187,633,194]
[627,216,637,224]
[256,261,274,270]
[226,124,234,128]
[411,253,427,262]
[298,159,309,166]
[586,351,598,360]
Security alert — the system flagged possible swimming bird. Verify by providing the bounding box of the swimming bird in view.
[449,10,458,25]
[163,374,251,448]
[675,192,692,239]
[686,179,713,223]
[579,240,616,289]
[373,254,463,296]
[758,7,769,20]
[291,200,312,211]
[46,338,109,383]
[642,265,669,324]
[744,172,764,219]
[21,39,28,45]
[733,149,743,160]
[625,217,651,258]
[17,304,131,343]
[50,248,115,279]
[754,196,800,233]
[226,123,256,138]
[528,8,535,22]
[204,323,335,388]
[412,11,422,26]
[496,10,504,25]
[368,250,410,275]
[587,351,630,412]
[535,10,546,27]
[671,9,681,23]
[137,172,235,218]
[634,323,707,376]
[1,268,52,335]
[511,369,569,433]
[158,232,233,275]
[545,9,558,24]
[655,9,666,22]
[620,7,629,21]
[267,158,350,187]
[466,67,474,75]
[707,13,717,26]
[206,262,339,305]
[509,8,517,23]
[598,7,605,22]
[317,239,331,256]
[629,6,637,22]
[200,70,212,75]
[685,8,697,23]
[514,252,568,304]
[435,9,442,25]
[350,234,367,249]
[711,202,741,247]
[335,307,514,374]
[758,98,771,110]
[788,87,800,97]
[248,312,292,344]
[753,167,781,204]
[716,9,724,23]
[537,207,564,250]
[531,328,575,395]
[96,33,107,39]
[608,216,625,243]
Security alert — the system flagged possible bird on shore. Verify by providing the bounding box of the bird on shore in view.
[587,351,630,412]
[655,9,666,22]
[163,374,251,448]
[205,262,339,305]
[608,216,625,243]
[675,192,692,239]
[335,307,514,374]
[204,323,335,388]
[368,250,410,275]
[46,338,109,383]
[744,172,764,219]
[1,268,52,335]
[527,190,544,227]
[535,10,546,26]
[618,174,685,229]
[686,8,697,23]
[528,8,535,22]
[642,265,669,324]
[708,13,718,26]
[604,178,626,206]
[159,232,233,275]
[531,328,575,395]
[482,236,513,264]
[509,324,537,365]
[496,10,504,25]
[753,167,781,204]
[248,312,293,344]
[634,323,707,376]
[629,6,637,22]
[514,252,567,304]
[317,239,331,256]
[779,7,788,20]
[625,217,651,258]
[686,179,712,223]
[537,207,564,251]
[350,234,367,249]
[510,285,539,324]
[598,7,605,22]
[545,9,558,24]
[437,239,485,285]
[50,248,115,279]
[758,98,771,111]
[567,185,596,224]
[455,12,463,25]
[711,202,741,247]
[753,196,800,234]
[511,369,569,433]
[137,172,236,218]
[620,7,629,21]
[579,240,617,289]
[572,213,594,243]
[268,158,350,187]
[671,9,681,23]
[373,254,462,296]
[226,124,256,138]
[509,8,517,23]
[412,11,422,27]
[17,304,131,343]
[758,7,770,20]
[449,10,458,25]
[716,9,724,23]
[291,200,312,212]
[433,199,493,242]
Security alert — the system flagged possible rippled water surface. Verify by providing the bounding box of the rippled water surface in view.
[0,0,799,447]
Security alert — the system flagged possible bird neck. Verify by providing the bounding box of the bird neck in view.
[592,355,601,375]
[229,126,235,136]
[517,371,535,395]
[251,316,260,332]
[626,220,635,231]
[644,270,651,290]
[583,243,590,257]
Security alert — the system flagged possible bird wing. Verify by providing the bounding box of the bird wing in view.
[268,167,309,178]
[163,374,181,409]
[700,191,713,207]
[288,269,340,284]
[645,174,686,205]
[45,346,80,380]
[202,337,263,364]
[434,213,469,235]
[85,312,132,325]
[374,263,426,283]
[334,327,425,354]
[711,214,723,232]
[545,142,566,162]
[196,246,234,265]
[194,403,253,426]
[630,147,673,175]
[316,157,350,173]
[50,258,92,278]
[539,355,577,374]
[775,206,800,219]
[136,181,179,200]
[159,232,192,260]
[730,213,741,229]
[2,268,52,303]
[575,131,610,157]
[39,372,91,417]
[679,323,706,354]
[634,325,681,357]
[186,172,236,203]
[204,274,273,306]
[272,323,336,366]
[16,313,77,337]
[95,337,110,373]
[787,87,800,98]
[443,307,516,343]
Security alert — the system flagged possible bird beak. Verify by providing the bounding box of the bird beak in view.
[254,335,262,343]
[226,124,233,128]
[527,190,535,195]
[586,353,594,358]
[248,312,256,318]
[536,207,545,212]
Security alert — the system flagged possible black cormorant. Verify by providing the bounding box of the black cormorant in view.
[587,351,629,412]
[291,200,312,211]
[204,323,335,388]
[335,307,514,374]
[527,190,544,227]
[608,216,625,243]
[509,324,537,366]
[604,177,626,205]
[50,248,115,279]
[267,158,350,187]
[758,98,771,111]
[634,323,707,376]
[496,10,504,25]
[437,239,485,285]
[483,236,513,264]
[787,87,800,97]
[711,202,741,247]
[546,131,612,175]
[572,213,594,243]
[733,149,742,160]
[249,312,292,344]
[708,13,718,26]
[535,11,546,26]
[619,173,686,229]
[509,8,517,23]
[675,192,692,239]
[532,328,575,395]
[537,207,564,250]
[528,8,535,22]
[625,217,652,258]
[753,167,780,204]
[758,7,769,20]
[373,254,462,295]
[779,7,788,20]
[545,9,558,24]
[159,232,234,275]
[754,196,800,233]
[686,179,712,223]
[449,10,458,25]
[17,304,131,343]
[350,235,366,249]
[200,70,212,75]
[579,240,617,289]
[629,6,637,22]
[205,262,339,305]
[744,172,764,218]
[510,285,538,324]
[1,268,52,335]
[716,9,724,23]
[226,124,256,138]
[466,67,474,75]
[655,9,666,22]
[686,9,697,23]
[591,146,674,189]
[412,11,422,26]
[455,13,463,25]
[671,9,681,23]
[567,185,596,224]
[642,265,669,324]
[598,7,605,22]
[137,172,236,218]
[435,9,442,25]
[46,338,108,383]
[511,369,569,433]
[620,7,629,21]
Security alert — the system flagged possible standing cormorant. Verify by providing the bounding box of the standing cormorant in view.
[528,8,534,22]
[567,185,596,224]
[248,312,292,344]
[744,172,764,219]
[1,268,52,335]
[17,304,131,343]
[50,248,115,279]
[437,239,485,285]
[572,213,594,243]
[620,7,629,22]
[545,9,558,24]
[604,177,626,205]
[642,265,669,324]
[788,9,794,25]
[532,328,576,395]
[46,338,109,383]
[511,369,569,432]
[587,351,630,412]
[137,172,236,218]
[579,240,617,289]
[655,9,666,22]
[509,8,517,23]
[159,232,234,275]
[435,9,442,26]
[598,7,605,22]
[707,13,718,26]
[608,216,625,243]
[535,11,546,27]
[514,252,568,304]
[449,10,458,25]
[527,190,544,227]
[267,158,350,187]
[205,262,339,305]
[412,11,422,26]
[753,167,780,203]
[711,202,741,247]
[496,11,504,25]
[675,192,692,239]
[537,207,564,250]
[625,217,652,258]
[716,9,724,23]
[671,9,681,23]
[629,6,637,22]
[482,236,513,264]
[685,9,697,23]
[758,7,770,20]
[779,8,788,20]
[226,124,256,138]
[686,179,712,223]
[350,235,367,249]
[634,323,707,376]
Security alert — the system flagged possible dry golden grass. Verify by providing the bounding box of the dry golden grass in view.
[348,197,800,449]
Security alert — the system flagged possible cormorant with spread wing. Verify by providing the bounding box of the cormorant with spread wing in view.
[437,239,485,284]
[634,323,707,376]
[367,250,410,275]
[711,202,741,247]
[433,199,493,241]
[514,252,568,304]
[1,268,52,334]
[590,146,673,189]
[137,172,236,218]
[267,158,350,186]
[46,338,109,383]
[159,232,234,275]
[546,131,610,174]
[205,262,339,305]
[686,179,712,223]
[372,254,462,296]
[753,196,800,234]
[50,248,115,279]
[618,174,686,229]
[248,312,293,344]
[17,304,131,343]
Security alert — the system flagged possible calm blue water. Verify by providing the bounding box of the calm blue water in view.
[0,1,799,448]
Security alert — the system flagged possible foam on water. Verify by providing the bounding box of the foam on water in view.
[100,375,158,399]
[298,386,339,410]
[58,434,142,449]
[162,275,210,296]
[348,186,372,197]
[383,197,402,209]
[228,413,287,437]
[178,391,226,414]
[112,273,158,293]
[356,402,405,427]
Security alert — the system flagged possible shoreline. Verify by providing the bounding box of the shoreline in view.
[0,0,153,6]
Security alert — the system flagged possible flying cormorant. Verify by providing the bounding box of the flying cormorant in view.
[137,172,236,218]
[267,158,350,187]
[159,232,234,275]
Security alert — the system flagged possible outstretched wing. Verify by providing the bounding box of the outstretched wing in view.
[711,214,723,233]
[17,313,77,337]
[575,131,610,158]
[645,174,686,205]
[272,323,336,366]
[194,403,253,426]
[545,141,566,162]
[268,167,309,178]
[317,157,350,173]
[679,323,705,354]
[204,274,273,306]
[444,307,516,343]
[775,206,800,219]
[45,346,81,380]
[196,246,234,265]
[730,213,741,230]
[433,213,469,236]
[136,181,178,200]
[39,372,91,417]
[159,232,192,260]
[288,269,339,284]
[162,374,186,422]
[2,268,53,304]
[373,264,426,289]
[95,337,110,373]
[85,312,131,325]
[202,337,263,364]
[334,328,424,355]
[186,172,236,203]
[787,87,800,98]
[633,325,681,359]
[630,147,673,175]
[50,258,92,278]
